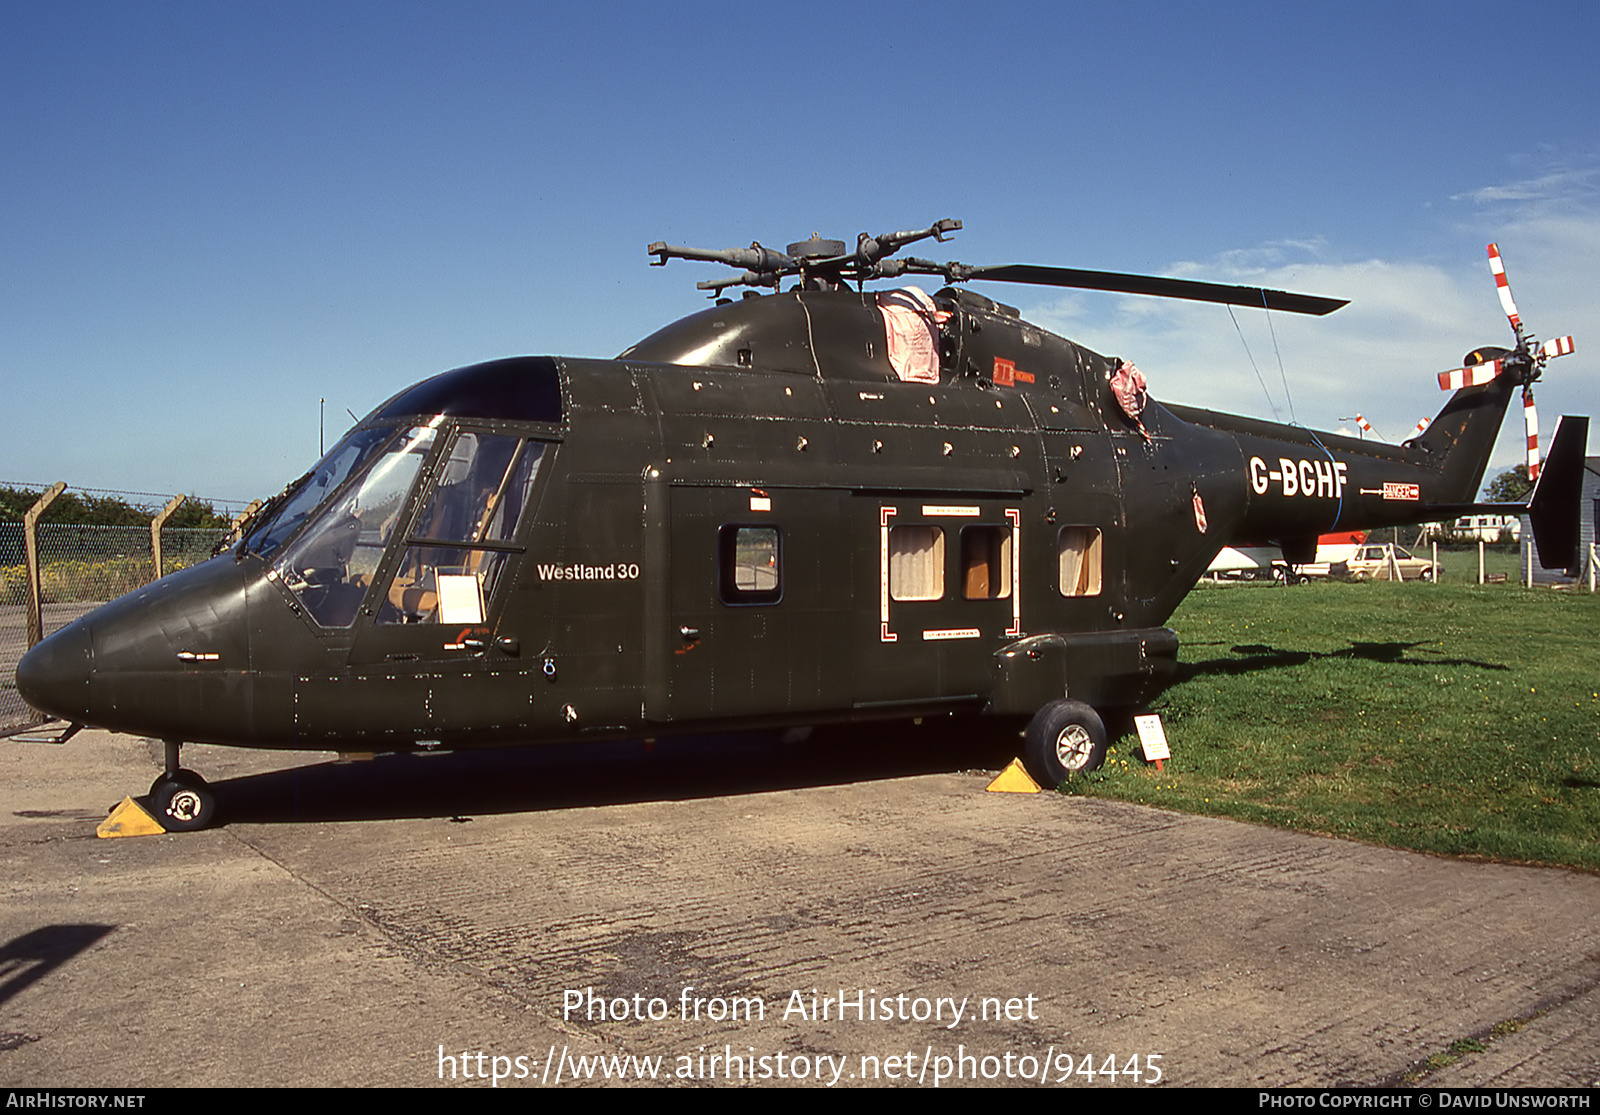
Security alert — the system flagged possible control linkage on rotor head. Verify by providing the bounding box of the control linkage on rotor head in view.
[649,219,964,295]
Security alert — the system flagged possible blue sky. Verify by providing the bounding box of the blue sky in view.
[4,1,1596,511]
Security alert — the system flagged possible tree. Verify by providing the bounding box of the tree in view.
[166,498,231,530]
[0,486,145,525]
[0,486,229,527]
[1484,465,1532,503]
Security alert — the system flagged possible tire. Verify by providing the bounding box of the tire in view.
[1023,699,1108,786]
[148,768,206,797]
[148,772,216,832]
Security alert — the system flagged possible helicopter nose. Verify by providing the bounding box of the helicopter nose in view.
[14,620,93,724]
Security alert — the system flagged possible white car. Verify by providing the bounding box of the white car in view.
[1337,543,1435,582]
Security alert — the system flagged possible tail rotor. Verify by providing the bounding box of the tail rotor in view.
[1436,243,1574,481]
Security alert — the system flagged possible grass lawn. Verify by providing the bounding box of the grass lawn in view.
[1063,578,1600,871]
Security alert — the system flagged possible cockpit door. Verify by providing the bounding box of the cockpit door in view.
[328,430,553,741]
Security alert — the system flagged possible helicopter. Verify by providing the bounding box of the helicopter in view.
[13,220,1587,831]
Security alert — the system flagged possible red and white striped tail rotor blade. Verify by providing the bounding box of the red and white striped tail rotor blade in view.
[1487,243,1522,333]
[1410,416,1431,440]
[1523,390,1540,481]
[1437,359,1504,391]
[1355,414,1372,434]
[1540,334,1575,360]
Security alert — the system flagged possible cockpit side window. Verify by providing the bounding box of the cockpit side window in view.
[377,434,546,625]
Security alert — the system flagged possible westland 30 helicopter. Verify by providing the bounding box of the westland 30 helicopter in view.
[15,220,1587,830]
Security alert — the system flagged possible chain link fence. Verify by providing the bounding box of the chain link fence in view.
[1,522,232,734]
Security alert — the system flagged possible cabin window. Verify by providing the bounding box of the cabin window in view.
[719,525,781,604]
[961,525,1012,600]
[377,435,547,624]
[889,525,944,601]
[1058,526,1103,597]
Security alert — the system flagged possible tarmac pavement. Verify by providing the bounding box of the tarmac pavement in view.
[2,723,1598,1089]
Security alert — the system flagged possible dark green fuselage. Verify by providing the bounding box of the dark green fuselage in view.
[17,286,1515,752]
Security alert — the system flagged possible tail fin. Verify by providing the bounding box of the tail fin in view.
[1528,415,1590,572]
[1406,374,1518,503]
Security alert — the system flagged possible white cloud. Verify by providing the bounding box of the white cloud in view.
[1451,166,1598,205]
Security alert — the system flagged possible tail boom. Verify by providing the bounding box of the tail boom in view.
[1170,373,1519,549]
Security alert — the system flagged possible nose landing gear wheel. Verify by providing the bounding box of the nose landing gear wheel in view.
[1023,699,1108,787]
[147,770,217,832]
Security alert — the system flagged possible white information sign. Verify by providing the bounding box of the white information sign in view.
[1134,713,1170,763]
[437,573,485,625]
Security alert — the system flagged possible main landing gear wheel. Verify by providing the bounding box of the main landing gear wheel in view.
[147,770,217,832]
[1023,699,1108,787]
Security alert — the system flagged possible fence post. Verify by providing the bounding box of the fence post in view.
[1384,544,1402,582]
[24,482,67,648]
[150,494,185,582]
[224,499,262,552]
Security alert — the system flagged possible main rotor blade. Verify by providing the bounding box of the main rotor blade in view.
[965,264,1349,316]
